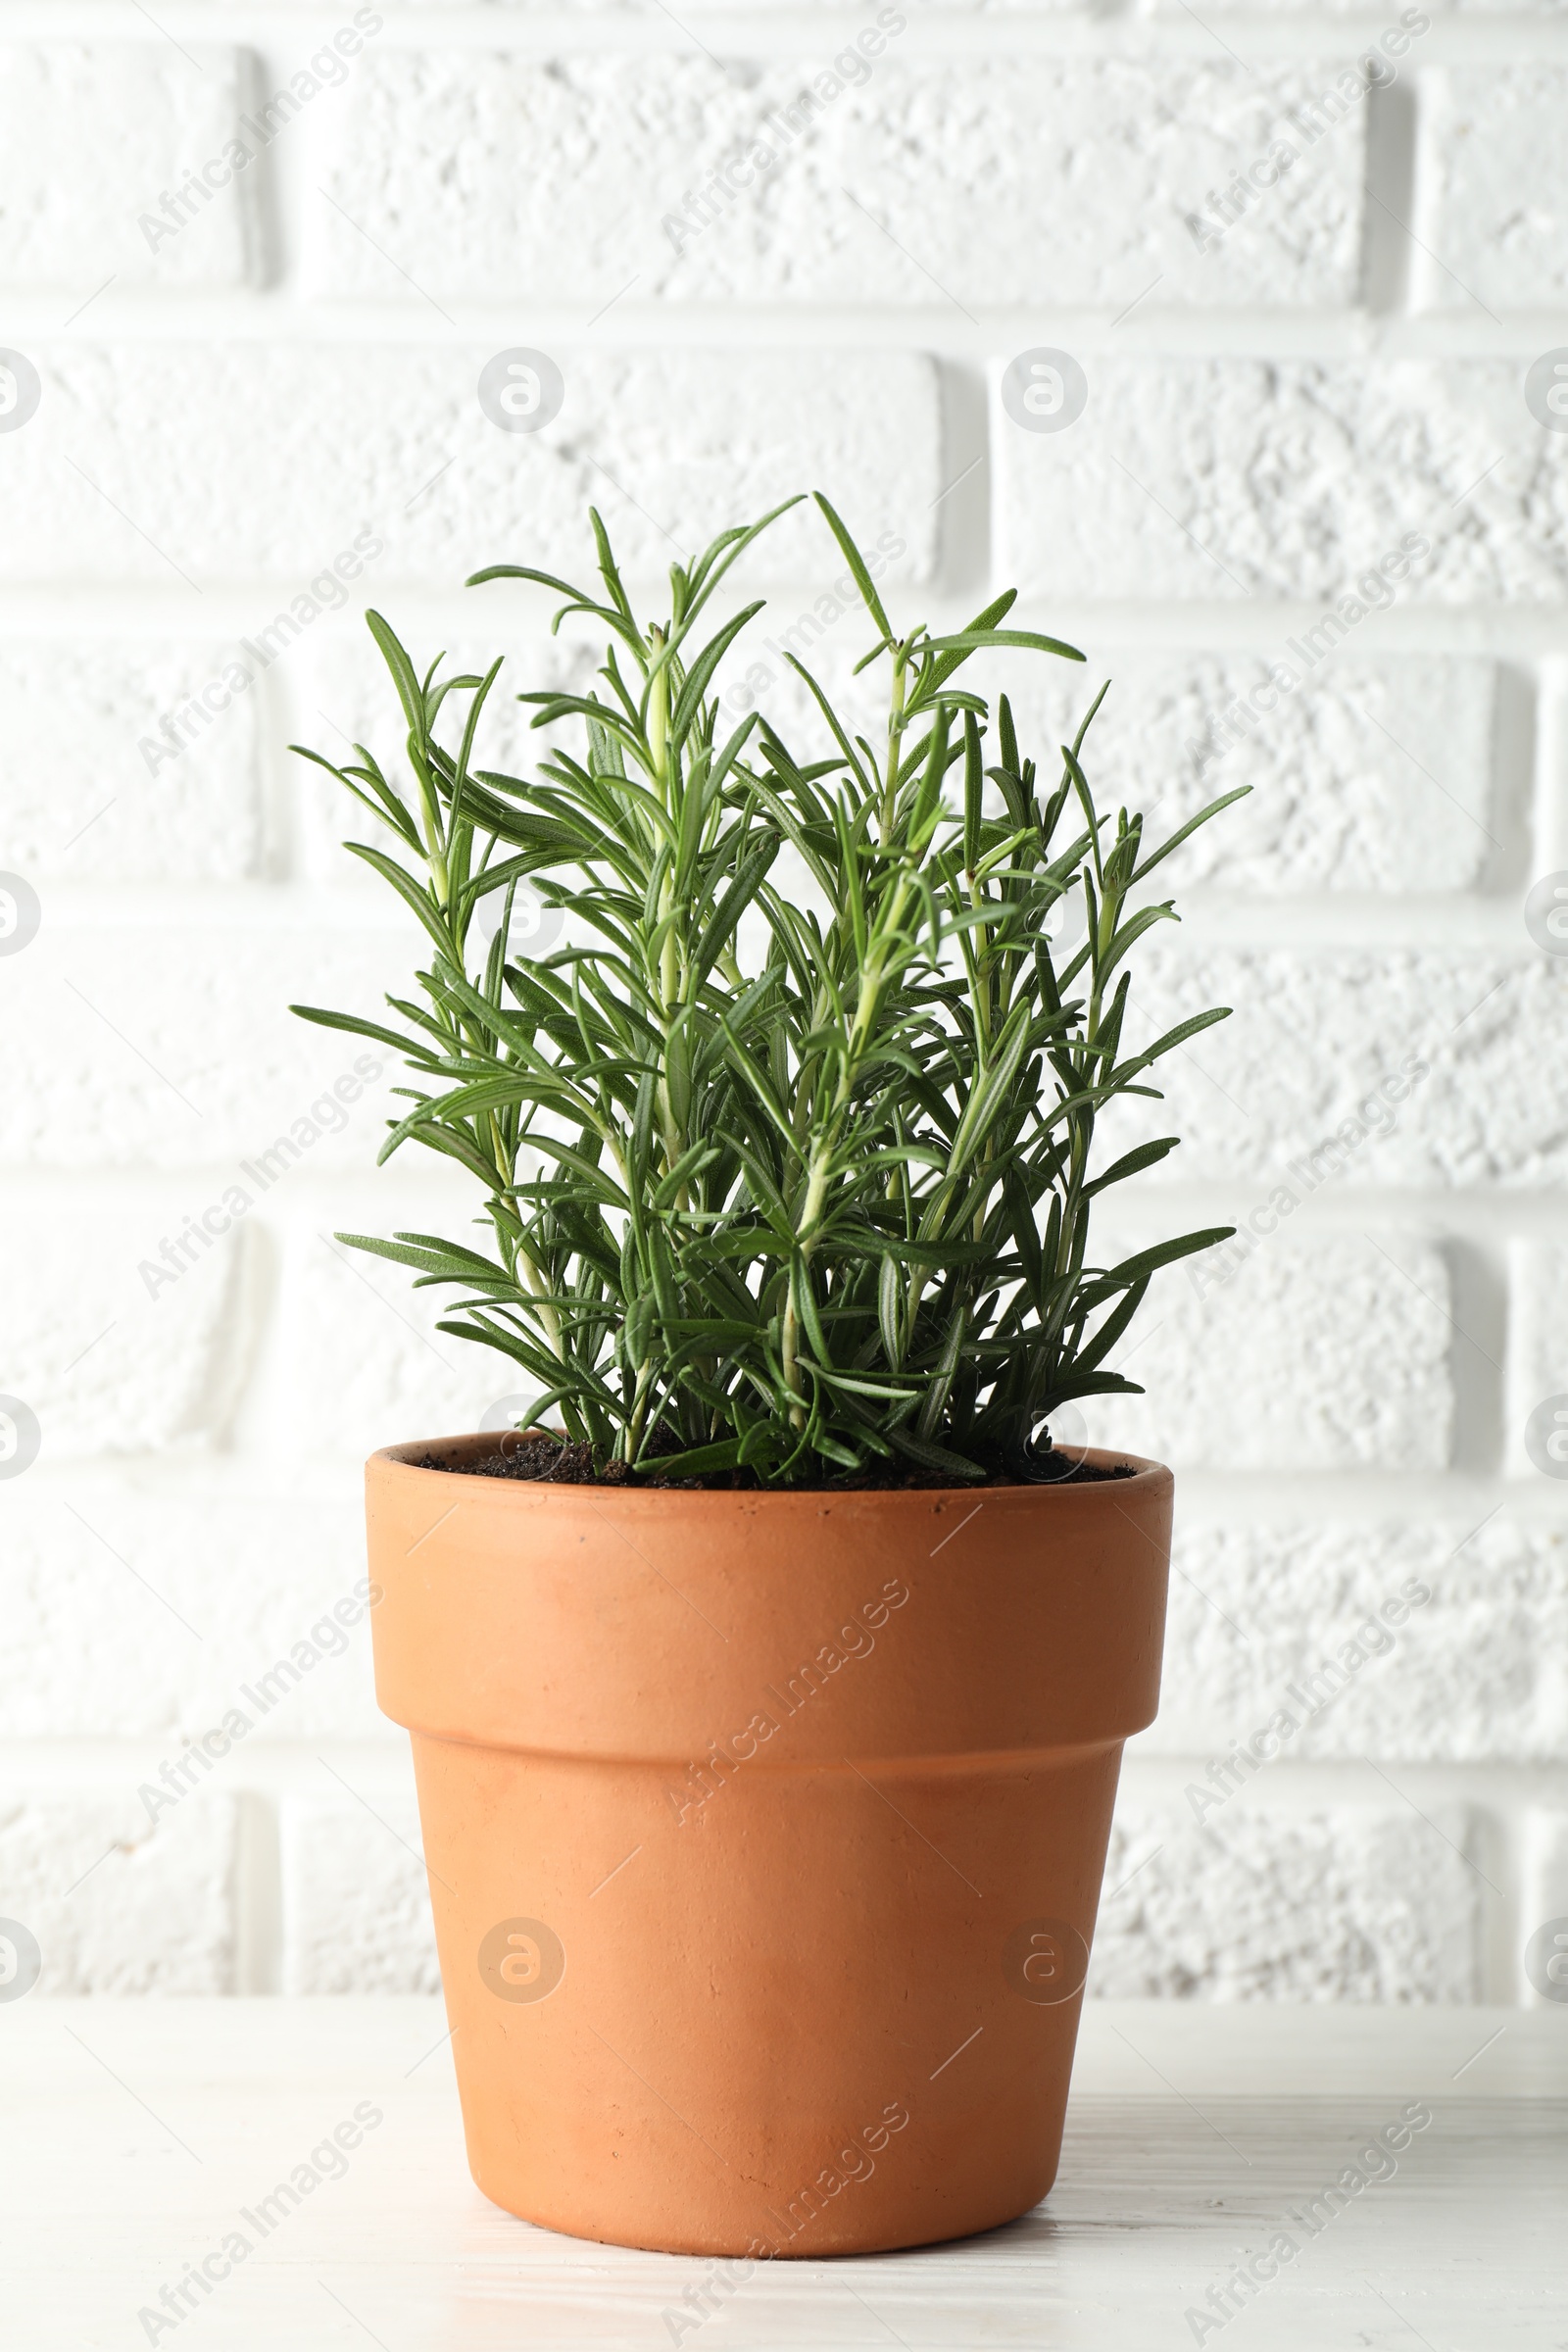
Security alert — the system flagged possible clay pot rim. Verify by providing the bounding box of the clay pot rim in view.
[369,1430,1172,1504]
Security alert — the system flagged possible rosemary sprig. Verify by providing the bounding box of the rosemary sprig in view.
[292,495,1243,1481]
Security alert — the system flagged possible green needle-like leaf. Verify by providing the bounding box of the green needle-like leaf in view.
[291,499,1240,1481]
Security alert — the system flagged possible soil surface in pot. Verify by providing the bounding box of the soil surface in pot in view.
[413,1434,1136,1491]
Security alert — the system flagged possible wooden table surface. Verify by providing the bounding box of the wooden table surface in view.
[5,1998,1563,2349]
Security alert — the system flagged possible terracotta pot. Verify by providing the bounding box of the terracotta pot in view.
[366,1433,1171,2257]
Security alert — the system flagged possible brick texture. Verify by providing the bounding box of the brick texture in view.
[993,652,1499,892]
[1107,949,1568,1188]
[0,1494,381,1739]
[281,1792,440,1994]
[312,54,1364,308]
[0,1794,236,1995]
[0,929,413,1168]
[1139,1519,1568,1761]
[1420,67,1568,309]
[10,345,941,587]
[0,1213,247,1457]
[0,643,264,883]
[1083,1233,1454,1471]
[1505,1243,1568,1478]
[1091,1802,1480,2001]
[996,361,1568,603]
[0,43,253,290]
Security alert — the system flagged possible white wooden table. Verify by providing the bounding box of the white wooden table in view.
[6,1999,1563,2348]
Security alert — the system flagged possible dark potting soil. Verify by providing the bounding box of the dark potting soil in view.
[413,1433,1136,1492]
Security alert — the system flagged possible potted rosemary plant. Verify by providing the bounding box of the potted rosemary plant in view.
[294,496,1241,2258]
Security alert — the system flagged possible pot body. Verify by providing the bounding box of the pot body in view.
[367,1435,1172,2257]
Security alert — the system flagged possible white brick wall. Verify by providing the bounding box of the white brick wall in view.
[281,1793,440,1993]
[1083,1232,1455,1470]
[1093,1802,1481,2001]
[12,344,941,585]
[310,55,1366,307]
[997,360,1568,603]
[1,644,266,882]
[0,43,255,290]
[998,652,1501,892]
[1,0,1564,2008]
[0,1794,238,1995]
[1419,67,1568,309]
[1107,950,1568,1186]
[1144,1518,1568,1762]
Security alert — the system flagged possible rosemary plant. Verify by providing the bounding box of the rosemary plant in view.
[292,496,1243,1482]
